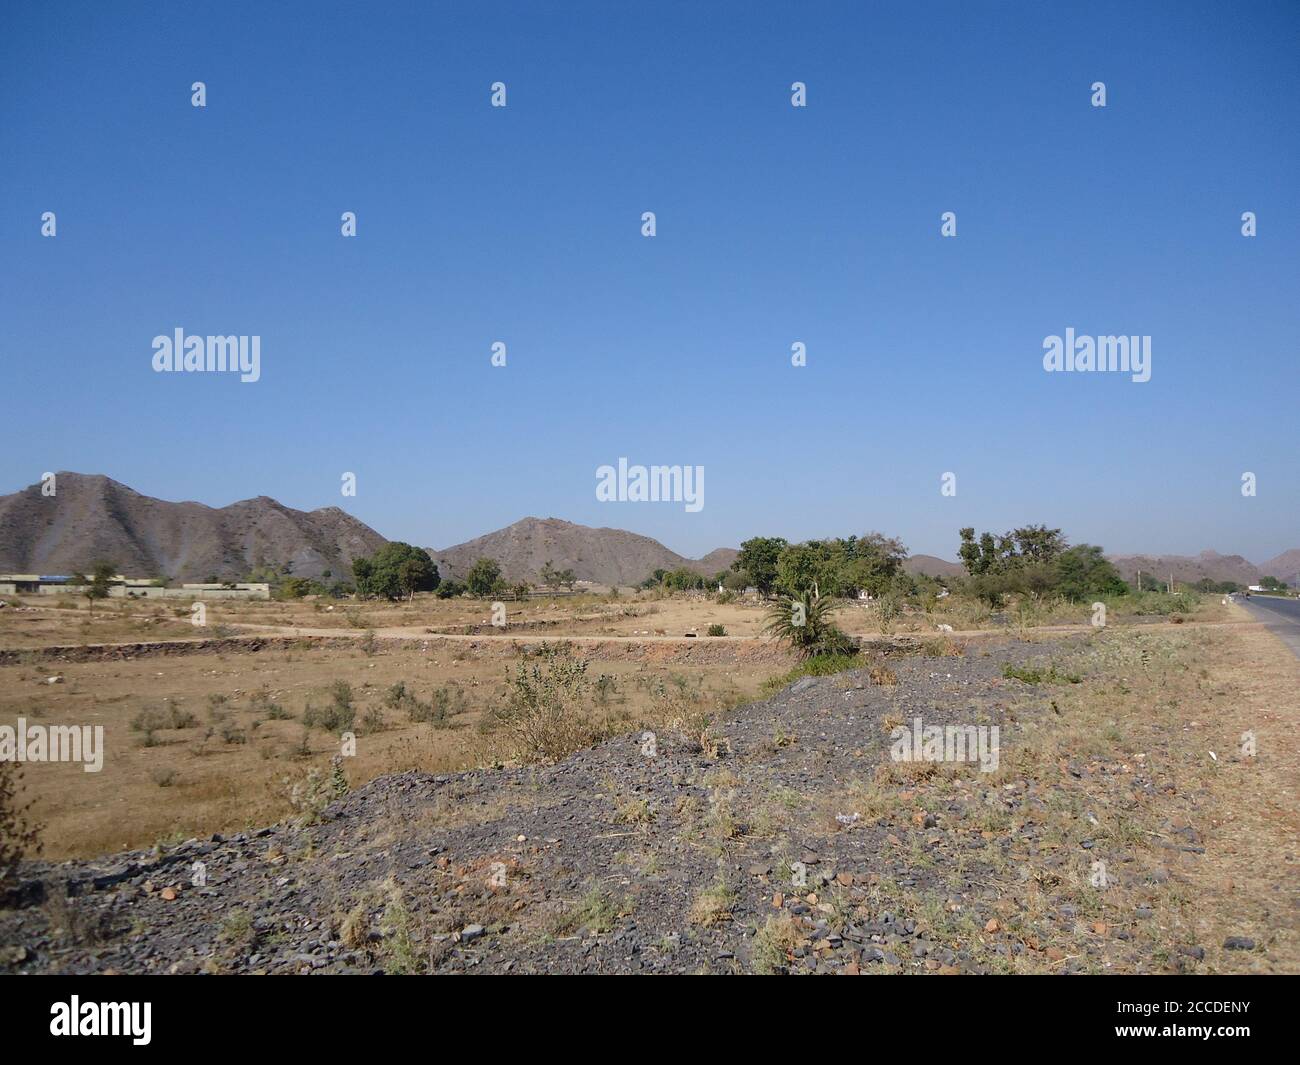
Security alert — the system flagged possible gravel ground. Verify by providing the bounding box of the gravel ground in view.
[0,634,1212,974]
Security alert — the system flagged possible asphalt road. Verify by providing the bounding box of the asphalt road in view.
[1238,595,1300,659]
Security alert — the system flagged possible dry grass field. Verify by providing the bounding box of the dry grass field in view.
[1,593,792,858]
[0,588,1256,869]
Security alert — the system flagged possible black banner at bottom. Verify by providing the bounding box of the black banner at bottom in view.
[1,973,1291,1050]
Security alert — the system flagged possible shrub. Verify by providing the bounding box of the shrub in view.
[251,689,291,720]
[303,681,356,733]
[1001,662,1081,685]
[760,652,861,695]
[688,880,736,926]
[329,755,349,799]
[131,701,197,734]
[385,681,464,726]
[594,674,620,707]
[707,624,726,637]
[764,592,857,659]
[490,653,609,763]
[284,766,332,826]
[0,761,41,893]
[752,913,802,974]
[1123,590,1200,616]
[550,887,621,936]
[875,594,902,634]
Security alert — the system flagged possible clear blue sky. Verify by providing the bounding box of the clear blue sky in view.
[2,1,1297,562]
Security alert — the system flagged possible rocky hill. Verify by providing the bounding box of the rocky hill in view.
[903,554,964,579]
[1107,550,1263,588]
[431,517,737,586]
[0,473,386,581]
[1259,549,1300,587]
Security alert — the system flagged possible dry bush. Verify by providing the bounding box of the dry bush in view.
[0,761,41,895]
[688,880,736,926]
[869,664,897,687]
[752,913,803,974]
[489,652,615,763]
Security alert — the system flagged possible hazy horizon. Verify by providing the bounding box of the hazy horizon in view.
[3,469,1295,567]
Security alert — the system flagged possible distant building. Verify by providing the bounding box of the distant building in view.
[0,574,269,600]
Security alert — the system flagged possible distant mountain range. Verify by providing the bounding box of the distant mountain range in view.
[1,474,1294,589]
[1109,550,1299,589]
[0,473,385,581]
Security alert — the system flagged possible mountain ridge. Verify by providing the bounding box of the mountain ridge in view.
[0,473,386,582]
[1,474,1293,589]
[429,516,738,586]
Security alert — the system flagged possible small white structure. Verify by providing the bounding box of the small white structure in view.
[0,574,269,600]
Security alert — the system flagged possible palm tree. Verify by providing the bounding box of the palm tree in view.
[764,589,855,659]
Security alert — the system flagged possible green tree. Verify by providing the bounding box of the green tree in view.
[1053,544,1126,601]
[841,533,908,597]
[540,560,562,592]
[354,543,439,600]
[639,568,668,590]
[465,557,504,598]
[663,567,706,591]
[734,537,788,596]
[85,561,116,612]
[278,576,317,599]
[775,542,840,597]
[352,557,374,598]
[721,568,750,592]
[1014,525,1067,564]
[958,525,1068,602]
